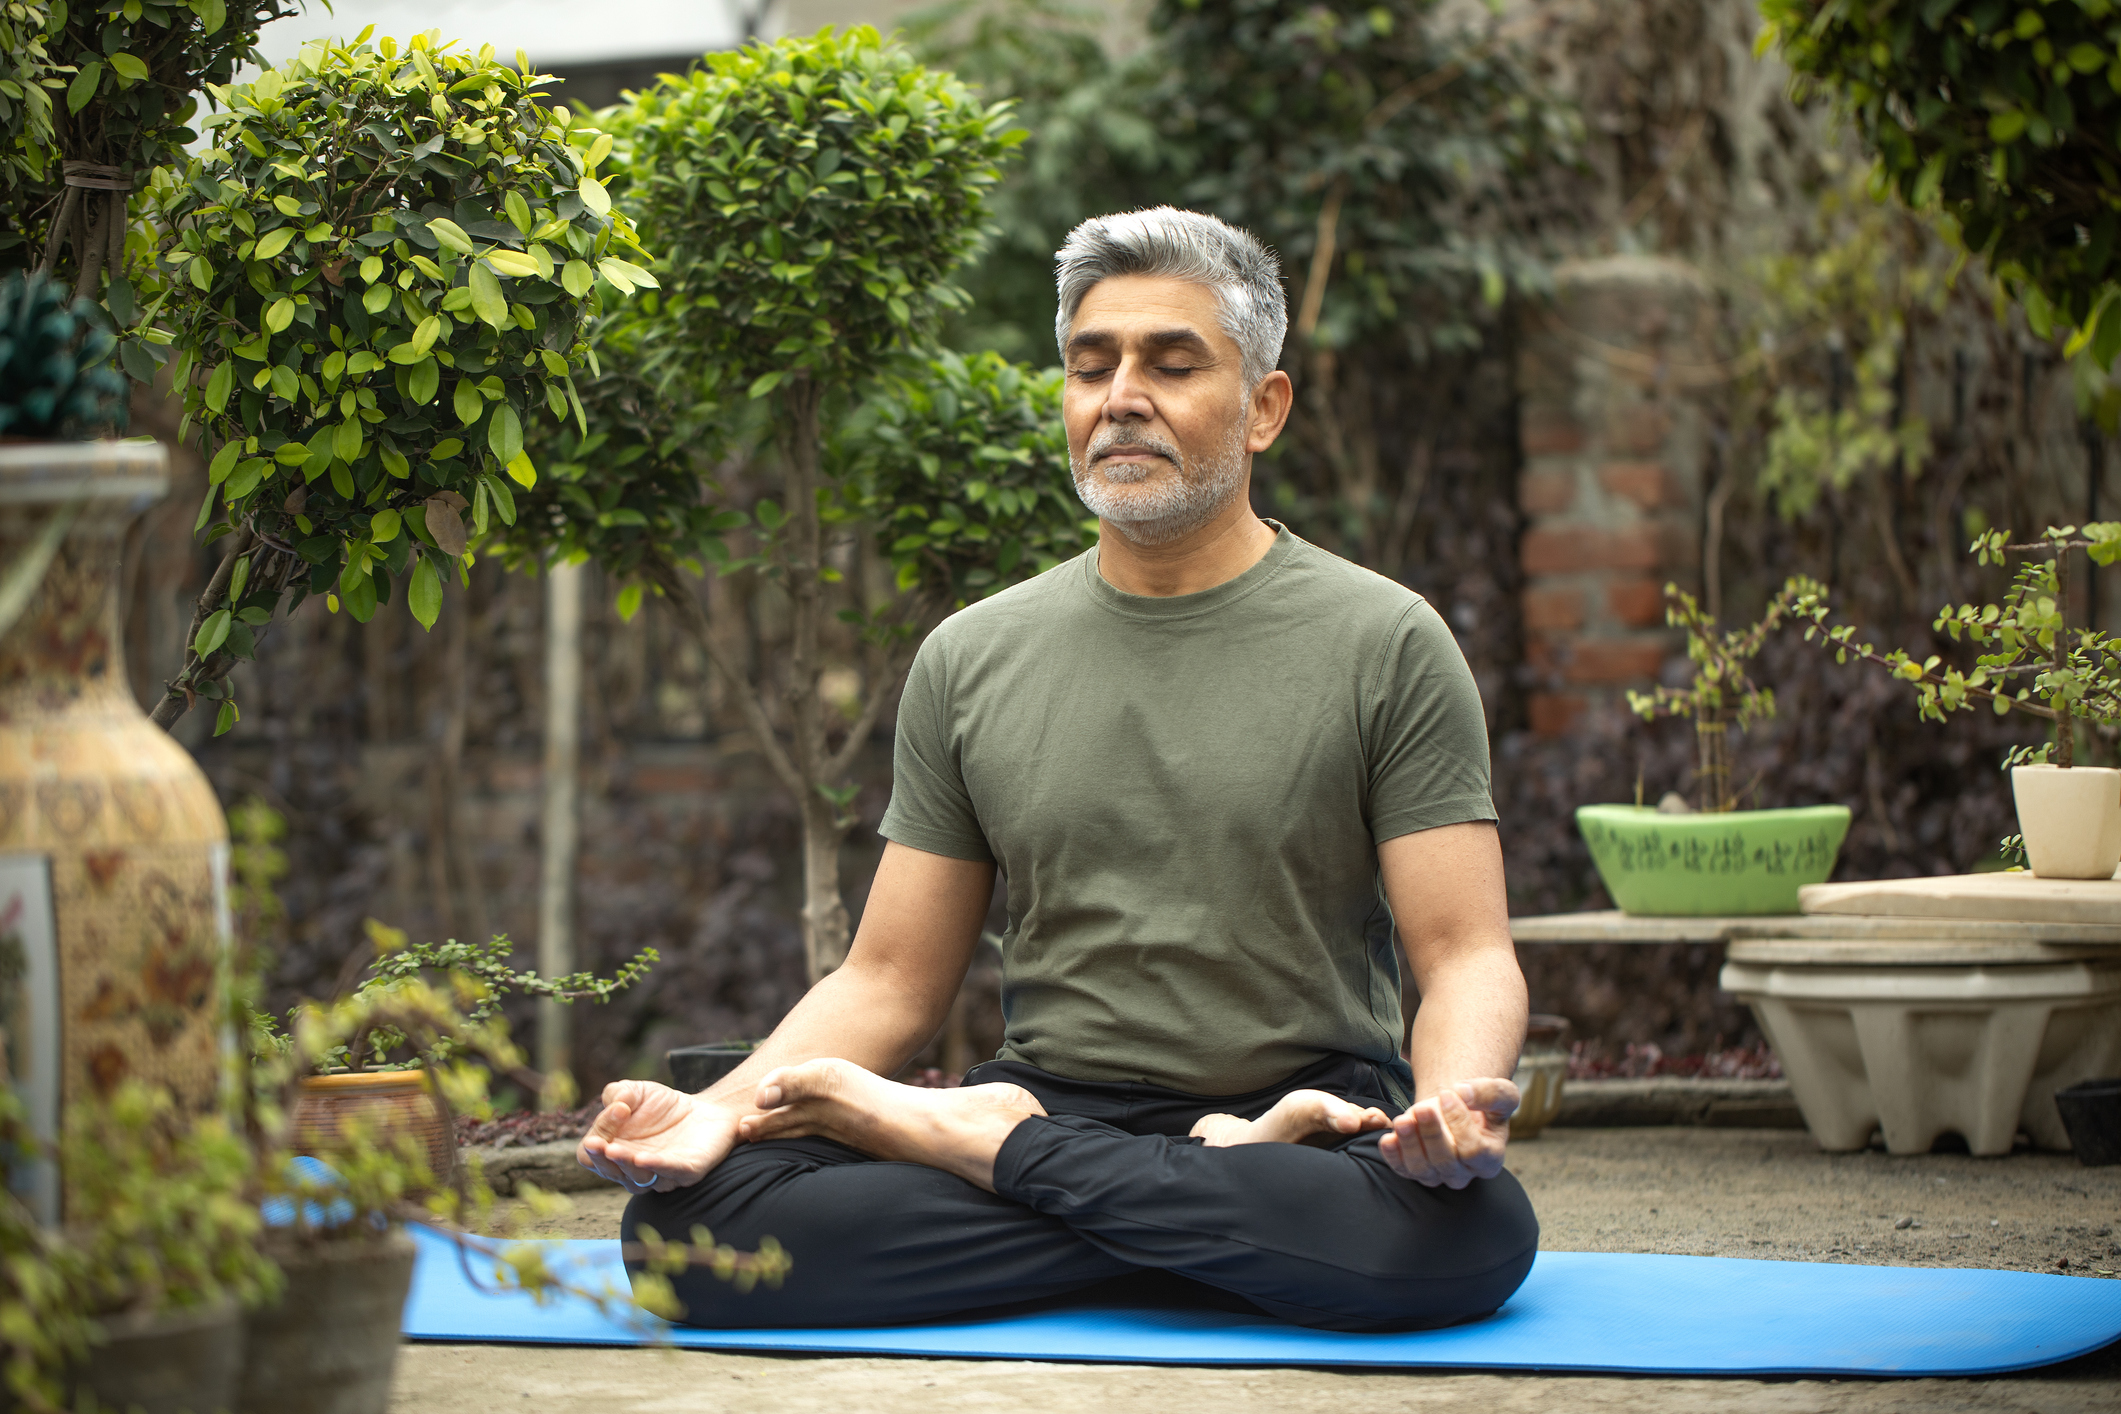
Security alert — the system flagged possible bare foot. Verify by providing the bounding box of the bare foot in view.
[737,1058,1047,1191]
[1191,1089,1391,1149]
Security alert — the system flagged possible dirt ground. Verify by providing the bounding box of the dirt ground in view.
[392,1128,2121,1414]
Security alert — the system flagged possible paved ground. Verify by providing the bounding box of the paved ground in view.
[392,1128,2121,1413]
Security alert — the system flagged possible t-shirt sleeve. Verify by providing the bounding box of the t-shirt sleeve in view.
[877,633,997,863]
[1364,598,1497,844]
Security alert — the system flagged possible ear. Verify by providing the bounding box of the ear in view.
[1246,369,1294,454]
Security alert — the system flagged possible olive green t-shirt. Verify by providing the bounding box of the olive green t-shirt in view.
[878,525,1496,1103]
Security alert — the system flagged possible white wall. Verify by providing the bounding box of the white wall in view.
[251,0,748,69]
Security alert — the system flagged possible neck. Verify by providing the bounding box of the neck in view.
[1094,493,1276,597]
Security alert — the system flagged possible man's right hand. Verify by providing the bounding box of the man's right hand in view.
[575,1081,744,1193]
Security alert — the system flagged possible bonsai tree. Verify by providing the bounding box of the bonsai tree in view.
[1627,578,1824,813]
[508,29,1088,981]
[140,32,657,734]
[1760,0,2121,364]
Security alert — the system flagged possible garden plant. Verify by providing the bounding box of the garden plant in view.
[1761,0,2121,375]
[141,32,656,735]
[1626,577,1827,813]
[512,27,1086,981]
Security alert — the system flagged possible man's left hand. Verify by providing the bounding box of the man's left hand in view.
[1379,1078,1518,1189]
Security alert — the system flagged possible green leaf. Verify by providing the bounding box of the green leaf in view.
[371,508,403,544]
[362,283,393,315]
[748,370,784,399]
[265,297,295,333]
[488,402,522,466]
[334,418,364,462]
[453,378,484,425]
[577,175,611,217]
[506,450,536,488]
[204,361,232,413]
[66,63,101,114]
[408,357,440,405]
[196,0,226,35]
[425,217,475,256]
[254,227,296,259]
[504,190,533,234]
[274,440,310,465]
[208,440,241,485]
[410,316,441,357]
[108,52,148,84]
[561,260,593,297]
[408,555,443,629]
[196,608,232,657]
[615,582,644,621]
[469,260,508,328]
[215,701,239,736]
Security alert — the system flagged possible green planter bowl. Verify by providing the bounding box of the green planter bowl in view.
[1575,804,1853,916]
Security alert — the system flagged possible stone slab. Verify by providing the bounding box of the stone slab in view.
[1800,872,2121,929]
[464,1139,603,1196]
[1511,911,1779,945]
[1727,937,2121,966]
[1549,1078,1803,1130]
[1514,909,2121,948]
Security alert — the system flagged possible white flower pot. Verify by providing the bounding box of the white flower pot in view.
[2011,764,2121,880]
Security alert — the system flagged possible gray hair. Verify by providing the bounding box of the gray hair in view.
[1054,207,1288,389]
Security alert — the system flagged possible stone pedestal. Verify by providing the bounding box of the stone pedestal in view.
[1724,875,2121,1155]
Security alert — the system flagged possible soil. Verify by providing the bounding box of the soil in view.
[395,1127,2121,1413]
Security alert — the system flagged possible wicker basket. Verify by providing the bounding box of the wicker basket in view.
[292,1070,456,1187]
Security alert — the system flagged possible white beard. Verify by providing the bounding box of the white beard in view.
[1070,414,1250,547]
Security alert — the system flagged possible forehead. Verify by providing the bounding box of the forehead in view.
[1069,275,1233,349]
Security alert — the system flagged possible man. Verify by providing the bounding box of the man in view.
[577,207,1538,1333]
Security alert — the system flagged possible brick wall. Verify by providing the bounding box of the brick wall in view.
[1516,256,1721,736]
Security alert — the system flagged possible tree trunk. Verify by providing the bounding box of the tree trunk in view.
[536,559,584,1089]
[778,376,850,983]
[2055,548,2075,769]
[798,795,851,983]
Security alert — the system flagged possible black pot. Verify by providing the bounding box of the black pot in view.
[2055,1077,2121,1167]
[237,1230,416,1414]
[77,1300,243,1414]
[667,1042,757,1095]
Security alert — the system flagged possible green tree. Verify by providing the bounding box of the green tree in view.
[142,33,655,733]
[3,0,301,384]
[1761,0,2121,363]
[510,28,1085,981]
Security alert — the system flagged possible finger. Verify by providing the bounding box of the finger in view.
[1457,1077,1521,1121]
[601,1080,629,1106]
[586,1099,634,1141]
[1384,1115,1442,1186]
[576,1136,625,1184]
[755,1068,792,1111]
[1413,1099,1474,1189]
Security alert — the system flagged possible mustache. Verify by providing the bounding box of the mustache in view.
[1086,428,1180,464]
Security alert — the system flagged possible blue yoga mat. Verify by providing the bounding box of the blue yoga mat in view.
[400,1225,2121,1377]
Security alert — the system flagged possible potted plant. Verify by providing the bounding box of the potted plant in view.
[58,1082,280,1414]
[1789,526,2121,878]
[286,919,657,1189]
[1587,578,1852,915]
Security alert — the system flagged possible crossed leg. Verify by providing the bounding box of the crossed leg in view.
[628,1059,1538,1332]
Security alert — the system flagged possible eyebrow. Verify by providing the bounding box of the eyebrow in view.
[1064,327,1220,360]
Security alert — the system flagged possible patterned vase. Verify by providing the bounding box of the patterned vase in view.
[0,440,225,1219]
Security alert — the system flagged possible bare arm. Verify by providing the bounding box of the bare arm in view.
[1375,821,1527,1188]
[578,841,995,1191]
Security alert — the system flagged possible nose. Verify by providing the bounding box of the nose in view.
[1102,355,1154,423]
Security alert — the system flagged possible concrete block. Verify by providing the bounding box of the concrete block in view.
[1551,1078,1804,1130]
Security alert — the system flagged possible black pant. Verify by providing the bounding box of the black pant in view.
[621,1054,1539,1333]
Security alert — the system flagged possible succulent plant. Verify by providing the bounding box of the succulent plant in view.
[0,271,127,439]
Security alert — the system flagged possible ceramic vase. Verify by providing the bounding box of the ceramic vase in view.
[2011,764,2121,880]
[0,441,224,1221]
